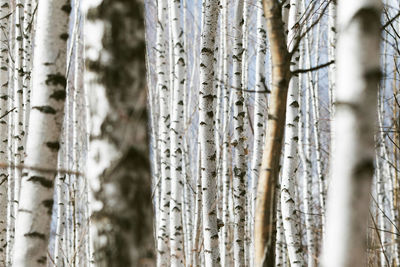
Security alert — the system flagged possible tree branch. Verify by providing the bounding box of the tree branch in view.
[289,0,331,58]
[382,11,400,29]
[291,60,335,75]
[0,107,16,120]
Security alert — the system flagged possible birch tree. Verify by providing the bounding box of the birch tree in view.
[219,0,232,265]
[12,0,70,265]
[231,1,247,265]
[168,0,186,264]
[154,0,171,265]
[84,0,155,266]
[0,0,9,265]
[322,0,382,266]
[280,0,304,265]
[198,0,221,265]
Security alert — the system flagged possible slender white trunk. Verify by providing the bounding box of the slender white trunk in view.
[328,0,336,116]
[312,21,326,235]
[322,1,382,266]
[192,148,202,267]
[220,1,231,265]
[375,150,387,267]
[304,20,326,236]
[6,12,15,266]
[22,0,34,135]
[0,1,9,265]
[53,155,66,266]
[13,0,25,239]
[168,0,186,264]
[280,1,304,266]
[231,1,247,265]
[198,0,221,266]
[275,187,285,267]
[155,0,171,265]
[299,40,315,267]
[72,14,83,264]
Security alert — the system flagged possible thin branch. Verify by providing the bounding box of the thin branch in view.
[382,11,400,29]
[369,209,391,266]
[289,0,331,57]
[0,107,16,120]
[370,193,400,233]
[215,78,271,94]
[0,12,12,21]
[291,60,335,75]
[368,226,400,237]
[25,3,38,35]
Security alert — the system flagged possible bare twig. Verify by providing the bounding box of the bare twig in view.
[369,209,390,266]
[382,11,400,29]
[0,107,16,120]
[292,60,335,75]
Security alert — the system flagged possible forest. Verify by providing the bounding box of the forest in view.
[0,0,398,266]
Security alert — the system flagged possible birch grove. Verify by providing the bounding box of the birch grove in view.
[0,0,398,266]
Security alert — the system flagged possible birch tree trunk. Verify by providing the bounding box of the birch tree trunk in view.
[198,0,220,265]
[22,0,34,134]
[322,0,382,266]
[231,1,247,265]
[168,0,186,264]
[13,0,25,215]
[84,0,155,266]
[0,0,9,265]
[310,22,326,235]
[299,37,315,267]
[6,12,15,266]
[155,0,171,265]
[328,0,337,115]
[220,0,231,264]
[193,150,202,267]
[12,0,70,265]
[280,1,304,266]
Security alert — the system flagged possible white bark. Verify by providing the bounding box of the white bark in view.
[84,0,155,265]
[231,1,247,265]
[322,1,382,266]
[53,156,66,266]
[22,0,34,135]
[71,14,84,264]
[304,20,326,236]
[6,12,15,266]
[299,40,315,267]
[13,0,25,214]
[198,0,220,265]
[280,1,304,266]
[193,148,202,267]
[0,0,9,265]
[13,0,70,265]
[155,0,171,265]
[220,0,231,265]
[328,0,337,115]
[311,21,326,235]
[168,0,186,264]
[375,150,387,267]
